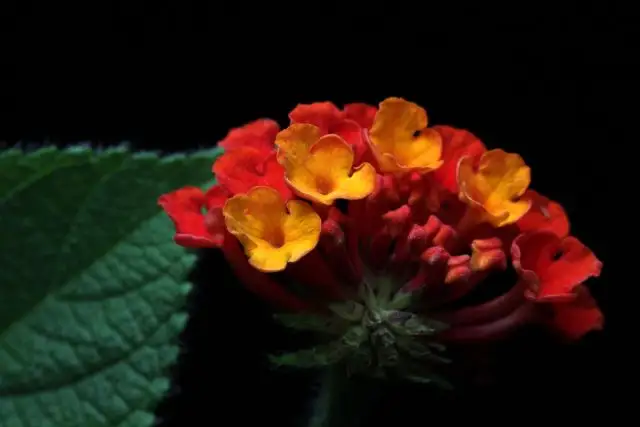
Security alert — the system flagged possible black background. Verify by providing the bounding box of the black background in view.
[0,1,630,426]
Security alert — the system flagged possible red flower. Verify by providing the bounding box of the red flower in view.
[158,184,229,248]
[512,231,602,302]
[516,190,570,238]
[213,148,292,200]
[432,125,486,194]
[551,286,604,340]
[219,118,280,154]
[343,103,377,129]
[511,230,603,338]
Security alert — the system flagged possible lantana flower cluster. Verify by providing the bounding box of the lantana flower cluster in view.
[159,97,603,382]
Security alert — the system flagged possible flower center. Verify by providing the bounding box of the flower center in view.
[263,227,285,248]
[315,176,334,195]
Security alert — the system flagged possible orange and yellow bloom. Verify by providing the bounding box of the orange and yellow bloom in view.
[275,124,376,205]
[222,187,321,272]
[159,96,604,384]
[368,97,443,173]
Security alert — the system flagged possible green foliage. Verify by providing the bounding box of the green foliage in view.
[0,145,221,427]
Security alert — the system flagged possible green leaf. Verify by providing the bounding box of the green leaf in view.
[0,145,222,427]
[273,313,349,335]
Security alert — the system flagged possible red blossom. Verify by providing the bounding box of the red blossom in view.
[219,118,280,154]
[343,103,377,129]
[511,231,602,302]
[517,190,570,238]
[213,148,292,200]
[158,185,229,248]
[432,125,486,194]
[549,285,603,339]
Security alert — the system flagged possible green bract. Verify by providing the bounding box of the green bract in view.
[0,145,221,427]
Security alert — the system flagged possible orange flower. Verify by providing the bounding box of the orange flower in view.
[368,97,443,173]
[275,124,376,205]
[457,149,532,227]
[222,186,321,272]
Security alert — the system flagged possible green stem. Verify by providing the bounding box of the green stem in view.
[306,366,380,427]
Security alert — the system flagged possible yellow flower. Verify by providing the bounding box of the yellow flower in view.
[275,124,376,205]
[457,149,532,227]
[368,97,443,173]
[223,186,321,272]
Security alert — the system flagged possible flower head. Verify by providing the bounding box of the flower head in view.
[159,97,604,386]
[457,149,532,227]
[222,186,321,272]
[368,97,443,173]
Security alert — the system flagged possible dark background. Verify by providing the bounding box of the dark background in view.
[0,1,630,425]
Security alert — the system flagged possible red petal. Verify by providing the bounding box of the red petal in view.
[343,103,377,129]
[512,231,602,302]
[432,125,486,193]
[550,286,603,340]
[517,190,570,238]
[288,102,343,133]
[213,148,292,200]
[204,184,230,210]
[331,119,368,165]
[158,186,221,248]
[219,119,279,153]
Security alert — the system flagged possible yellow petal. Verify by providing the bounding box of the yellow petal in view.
[275,123,322,163]
[285,134,376,205]
[282,200,323,262]
[457,149,532,227]
[222,186,321,272]
[369,97,443,173]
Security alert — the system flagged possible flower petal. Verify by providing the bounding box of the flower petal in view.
[275,123,322,163]
[517,190,570,238]
[343,103,377,129]
[282,200,323,262]
[219,119,279,153]
[511,231,602,302]
[458,149,531,227]
[432,125,486,193]
[158,186,223,248]
[204,184,230,210]
[223,187,321,272]
[213,148,292,200]
[289,102,343,133]
[284,134,376,205]
[369,97,443,172]
[550,286,603,340]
